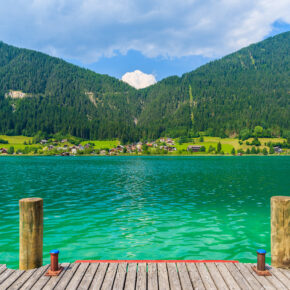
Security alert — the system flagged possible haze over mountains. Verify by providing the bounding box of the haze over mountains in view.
[0,32,289,141]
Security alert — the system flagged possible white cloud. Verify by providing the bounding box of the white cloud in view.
[0,0,289,62]
[122,70,157,89]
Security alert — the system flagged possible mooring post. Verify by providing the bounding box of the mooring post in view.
[271,196,290,268]
[19,197,43,270]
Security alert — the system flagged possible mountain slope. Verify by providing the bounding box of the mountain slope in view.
[0,32,289,140]
[138,31,290,138]
[0,41,140,141]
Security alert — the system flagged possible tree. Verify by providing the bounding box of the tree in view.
[231,148,236,155]
[246,148,251,154]
[251,147,257,154]
[199,136,204,142]
[254,126,263,136]
[217,142,222,153]
[8,146,14,154]
[200,146,206,152]
[262,148,268,155]
[269,145,275,154]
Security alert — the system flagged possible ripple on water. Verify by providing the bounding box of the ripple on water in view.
[0,156,289,268]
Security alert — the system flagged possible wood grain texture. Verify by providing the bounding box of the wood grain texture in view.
[177,262,193,290]
[186,263,205,290]
[206,262,229,289]
[78,263,99,290]
[215,262,240,290]
[271,196,290,268]
[124,263,137,290]
[66,262,90,290]
[90,262,108,290]
[101,262,118,290]
[19,198,43,270]
[148,263,158,290]
[167,263,182,290]
[54,263,80,290]
[136,263,146,290]
[113,262,127,290]
[0,270,24,289]
[157,263,170,290]
[196,263,217,290]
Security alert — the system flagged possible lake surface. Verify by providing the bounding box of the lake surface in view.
[0,156,289,269]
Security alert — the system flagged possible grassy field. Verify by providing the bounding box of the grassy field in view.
[80,140,119,149]
[174,136,287,154]
[0,135,35,150]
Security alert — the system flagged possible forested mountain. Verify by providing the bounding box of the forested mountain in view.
[0,32,289,141]
[138,31,290,139]
[0,42,140,141]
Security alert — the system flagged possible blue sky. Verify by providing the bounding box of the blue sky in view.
[0,1,289,82]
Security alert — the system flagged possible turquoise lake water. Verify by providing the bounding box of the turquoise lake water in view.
[0,156,289,269]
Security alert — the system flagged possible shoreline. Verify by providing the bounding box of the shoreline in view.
[0,153,289,157]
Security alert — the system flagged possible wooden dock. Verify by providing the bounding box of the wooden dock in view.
[0,261,289,289]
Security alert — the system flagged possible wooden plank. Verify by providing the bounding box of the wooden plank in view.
[224,263,251,290]
[66,262,90,290]
[265,270,288,290]
[90,262,108,290]
[234,263,263,290]
[215,263,240,290]
[0,269,14,284]
[196,263,217,290]
[0,265,7,275]
[113,263,127,290]
[148,263,158,290]
[54,263,81,290]
[42,263,71,290]
[176,263,193,290]
[19,265,50,290]
[206,263,229,290]
[101,263,118,290]
[30,267,52,289]
[9,268,37,290]
[268,267,290,289]
[186,263,205,290]
[136,263,146,290]
[0,270,24,289]
[78,263,99,290]
[124,263,137,290]
[276,268,290,280]
[157,263,170,290]
[167,263,182,290]
[242,264,275,290]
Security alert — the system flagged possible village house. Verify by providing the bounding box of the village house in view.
[61,139,68,143]
[71,148,77,154]
[136,143,142,152]
[274,147,283,153]
[78,145,85,151]
[168,146,177,152]
[187,145,201,152]
[48,145,54,150]
[0,148,8,154]
[40,139,48,145]
[84,144,91,149]
[100,150,107,155]
[116,145,124,152]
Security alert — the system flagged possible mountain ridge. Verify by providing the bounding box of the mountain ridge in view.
[0,32,289,141]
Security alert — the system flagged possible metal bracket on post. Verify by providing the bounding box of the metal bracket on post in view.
[252,249,271,276]
[45,250,63,276]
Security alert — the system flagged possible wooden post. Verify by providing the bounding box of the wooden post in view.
[271,196,290,268]
[19,198,43,270]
